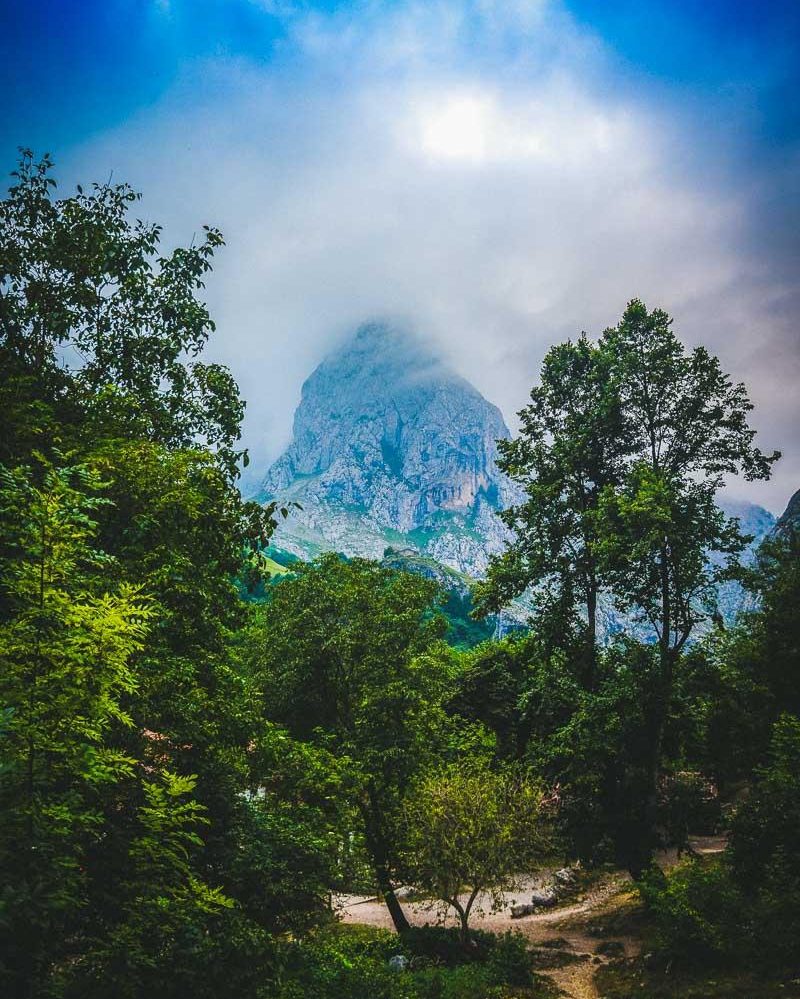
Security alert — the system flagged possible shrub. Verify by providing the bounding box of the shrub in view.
[642,717,800,974]
[485,932,534,987]
[728,714,800,967]
[274,924,537,999]
[640,859,745,964]
[658,769,721,847]
[400,925,532,982]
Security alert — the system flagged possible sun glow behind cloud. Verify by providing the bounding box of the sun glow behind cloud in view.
[412,88,622,166]
[418,93,496,163]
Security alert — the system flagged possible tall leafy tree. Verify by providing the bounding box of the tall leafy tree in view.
[0,152,337,998]
[475,336,623,685]
[0,149,242,477]
[252,554,452,932]
[0,459,152,992]
[595,299,778,871]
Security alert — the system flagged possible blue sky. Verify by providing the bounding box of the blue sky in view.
[4,1,798,157]
[2,0,799,507]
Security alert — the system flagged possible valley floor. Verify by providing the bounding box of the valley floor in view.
[338,837,733,999]
[340,872,632,999]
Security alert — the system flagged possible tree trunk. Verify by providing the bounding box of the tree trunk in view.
[452,888,479,948]
[585,581,598,691]
[360,794,410,933]
[377,865,410,934]
[628,547,675,879]
[450,898,470,947]
[620,547,676,880]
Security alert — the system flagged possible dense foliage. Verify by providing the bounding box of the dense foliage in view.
[476,300,779,874]
[1,151,797,996]
[246,553,454,932]
[0,153,336,998]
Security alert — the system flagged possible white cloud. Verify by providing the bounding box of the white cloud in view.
[64,0,798,510]
[408,86,630,166]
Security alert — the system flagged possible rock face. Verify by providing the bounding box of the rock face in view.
[775,488,800,538]
[259,322,515,575]
[714,497,777,623]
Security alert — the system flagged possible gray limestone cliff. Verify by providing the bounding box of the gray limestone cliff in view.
[259,322,515,574]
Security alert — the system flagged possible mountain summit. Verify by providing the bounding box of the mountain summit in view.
[259,322,514,573]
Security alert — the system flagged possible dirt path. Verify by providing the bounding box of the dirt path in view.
[543,957,601,999]
[339,836,726,998]
[338,872,627,936]
[531,884,640,999]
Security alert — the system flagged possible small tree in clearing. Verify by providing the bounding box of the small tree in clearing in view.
[402,762,550,945]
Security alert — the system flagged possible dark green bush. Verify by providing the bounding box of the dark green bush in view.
[411,965,499,999]
[642,715,800,974]
[728,714,800,967]
[277,935,414,999]
[640,859,745,964]
[485,932,534,987]
[400,925,531,982]
[657,770,720,845]
[401,925,493,964]
[274,924,538,999]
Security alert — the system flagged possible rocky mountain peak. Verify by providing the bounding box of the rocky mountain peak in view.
[259,321,514,573]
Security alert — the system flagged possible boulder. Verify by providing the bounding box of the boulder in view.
[388,955,409,972]
[554,867,576,887]
[530,887,558,908]
[510,902,536,918]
